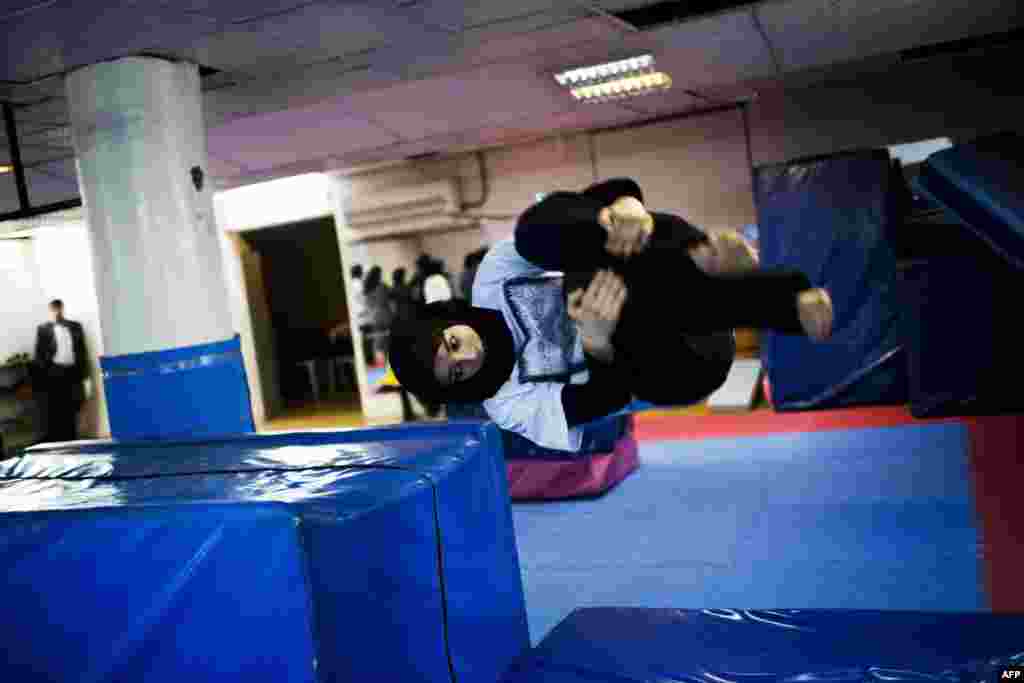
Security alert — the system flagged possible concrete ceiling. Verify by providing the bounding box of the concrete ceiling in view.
[1,0,1022,201]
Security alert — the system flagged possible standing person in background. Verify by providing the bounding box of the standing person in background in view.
[349,264,366,326]
[349,264,373,363]
[33,299,89,443]
[409,254,432,305]
[362,266,395,365]
[460,247,489,301]
[391,267,418,322]
[419,255,455,304]
[410,254,454,304]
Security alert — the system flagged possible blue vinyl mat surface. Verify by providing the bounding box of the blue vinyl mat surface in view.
[0,422,529,683]
[512,422,983,644]
[507,608,1024,683]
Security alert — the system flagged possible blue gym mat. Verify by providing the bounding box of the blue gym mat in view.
[753,150,908,411]
[0,422,529,683]
[512,422,983,643]
[507,608,1024,682]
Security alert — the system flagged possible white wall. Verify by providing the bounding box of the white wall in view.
[31,224,110,438]
[595,108,756,231]
[0,239,45,362]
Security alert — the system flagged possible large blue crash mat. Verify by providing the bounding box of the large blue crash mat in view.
[0,423,529,683]
[915,132,1024,270]
[754,150,907,411]
[505,608,1024,682]
[899,133,1024,417]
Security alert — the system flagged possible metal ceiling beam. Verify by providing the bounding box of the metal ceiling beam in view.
[2,102,30,212]
[0,198,82,223]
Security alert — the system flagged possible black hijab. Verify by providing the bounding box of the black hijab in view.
[388,300,516,404]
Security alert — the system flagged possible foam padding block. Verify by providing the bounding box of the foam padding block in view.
[915,132,1024,269]
[506,434,639,501]
[505,608,1024,682]
[513,422,984,643]
[754,150,907,410]
[0,423,529,683]
[898,257,1022,417]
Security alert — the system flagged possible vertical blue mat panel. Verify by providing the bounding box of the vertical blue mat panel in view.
[100,335,254,440]
[512,423,982,643]
[0,504,318,683]
[0,423,529,682]
[506,608,1024,683]
[753,151,907,410]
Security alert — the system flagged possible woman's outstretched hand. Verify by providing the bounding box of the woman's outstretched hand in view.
[568,269,628,358]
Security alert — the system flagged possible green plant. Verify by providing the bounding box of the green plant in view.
[3,353,31,367]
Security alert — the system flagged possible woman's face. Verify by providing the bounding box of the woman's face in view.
[433,324,485,387]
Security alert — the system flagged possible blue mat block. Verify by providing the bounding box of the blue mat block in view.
[513,423,982,643]
[915,132,1024,270]
[0,422,529,683]
[100,335,254,440]
[898,257,1020,417]
[902,133,1024,417]
[754,150,907,410]
[506,608,1024,682]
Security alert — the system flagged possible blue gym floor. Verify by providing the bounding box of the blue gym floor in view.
[511,422,984,644]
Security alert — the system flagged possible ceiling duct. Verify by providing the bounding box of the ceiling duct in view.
[340,178,477,243]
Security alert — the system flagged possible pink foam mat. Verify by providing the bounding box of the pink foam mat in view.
[506,435,639,501]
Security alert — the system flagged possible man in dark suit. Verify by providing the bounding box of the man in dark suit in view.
[34,299,88,442]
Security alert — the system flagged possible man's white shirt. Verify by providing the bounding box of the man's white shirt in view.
[53,323,74,366]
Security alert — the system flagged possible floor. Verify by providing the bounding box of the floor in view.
[250,369,1006,646]
[512,413,991,643]
[262,396,368,432]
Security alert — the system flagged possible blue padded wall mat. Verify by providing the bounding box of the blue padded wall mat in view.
[753,150,907,411]
[915,132,1024,270]
[506,608,1024,683]
[0,422,529,683]
[100,335,254,440]
[512,422,983,643]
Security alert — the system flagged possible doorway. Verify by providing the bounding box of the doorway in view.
[239,216,361,429]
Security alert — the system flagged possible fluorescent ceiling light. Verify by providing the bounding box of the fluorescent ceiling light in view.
[554,54,671,103]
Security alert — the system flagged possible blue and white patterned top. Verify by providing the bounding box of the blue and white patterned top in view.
[472,239,589,452]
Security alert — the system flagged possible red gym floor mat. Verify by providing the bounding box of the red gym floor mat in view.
[634,407,1024,612]
[633,406,952,442]
[964,414,1024,612]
